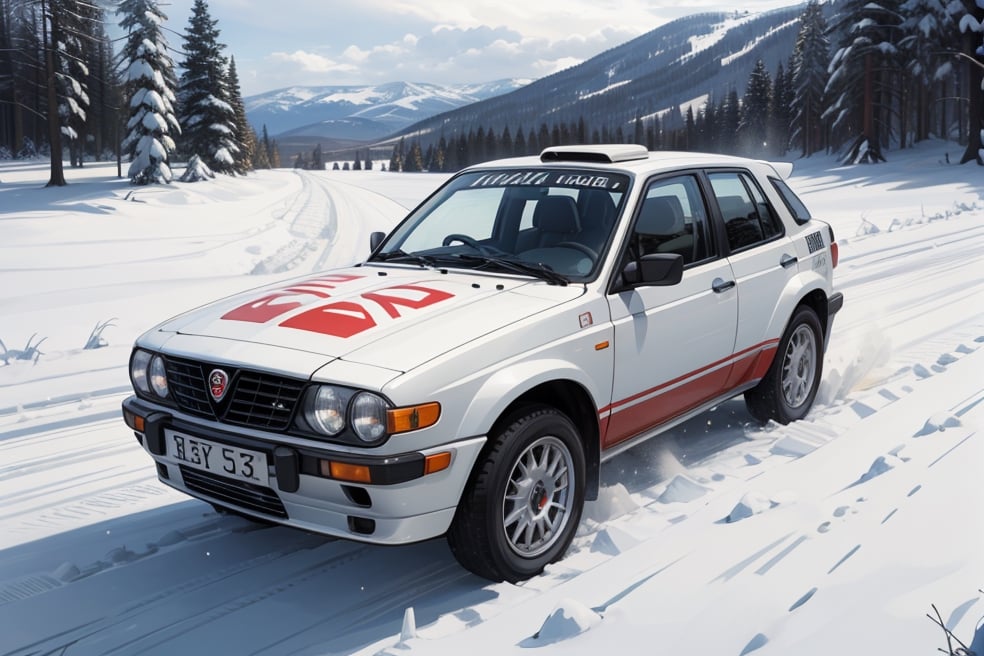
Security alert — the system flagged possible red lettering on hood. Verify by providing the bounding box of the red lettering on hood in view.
[221,274,364,324]
[280,301,377,338]
[362,285,455,319]
[278,283,455,338]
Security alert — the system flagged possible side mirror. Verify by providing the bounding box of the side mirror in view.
[369,231,386,252]
[620,253,683,288]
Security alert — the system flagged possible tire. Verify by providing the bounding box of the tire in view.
[447,405,586,583]
[745,306,823,424]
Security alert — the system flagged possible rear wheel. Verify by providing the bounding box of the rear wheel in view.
[745,306,823,424]
[447,406,585,582]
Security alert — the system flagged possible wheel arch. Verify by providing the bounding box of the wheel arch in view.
[490,380,601,501]
[795,287,830,340]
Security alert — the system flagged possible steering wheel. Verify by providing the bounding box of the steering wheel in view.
[442,233,483,251]
[442,233,507,256]
[556,241,599,262]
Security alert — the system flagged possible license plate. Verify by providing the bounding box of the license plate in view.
[165,430,269,486]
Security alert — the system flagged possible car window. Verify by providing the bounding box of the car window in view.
[770,177,812,224]
[379,168,630,280]
[629,174,712,266]
[708,171,783,252]
[399,188,501,253]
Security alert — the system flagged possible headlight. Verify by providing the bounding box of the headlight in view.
[351,392,388,443]
[306,386,347,436]
[149,355,169,398]
[130,349,152,394]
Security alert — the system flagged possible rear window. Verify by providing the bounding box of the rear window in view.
[770,177,812,225]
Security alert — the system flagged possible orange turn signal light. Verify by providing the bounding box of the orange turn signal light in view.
[322,460,372,484]
[424,452,452,475]
[123,410,145,432]
[387,402,441,434]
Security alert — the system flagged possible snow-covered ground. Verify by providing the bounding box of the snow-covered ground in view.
[0,142,982,655]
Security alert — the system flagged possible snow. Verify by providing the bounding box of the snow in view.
[1,139,983,654]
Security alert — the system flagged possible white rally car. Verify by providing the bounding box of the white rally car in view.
[123,145,842,582]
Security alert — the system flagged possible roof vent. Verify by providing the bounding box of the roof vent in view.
[540,144,649,163]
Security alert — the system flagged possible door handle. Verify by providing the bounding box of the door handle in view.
[780,254,798,268]
[712,278,736,293]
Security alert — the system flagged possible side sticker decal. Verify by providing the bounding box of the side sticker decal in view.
[805,230,824,254]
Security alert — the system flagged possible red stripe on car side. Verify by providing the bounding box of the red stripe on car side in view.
[599,339,779,448]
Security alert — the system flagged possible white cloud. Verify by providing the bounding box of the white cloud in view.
[269,50,357,74]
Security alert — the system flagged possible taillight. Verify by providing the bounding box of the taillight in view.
[828,225,839,268]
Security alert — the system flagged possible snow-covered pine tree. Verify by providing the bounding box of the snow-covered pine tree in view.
[954,0,984,163]
[824,0,903,162]
[117,0,180,185]
[738,58,772,155]
[53,0,98,168]
[791,0,830,157]
[176,0,237,174]
[226,57,254,173]
[900,0,956,143]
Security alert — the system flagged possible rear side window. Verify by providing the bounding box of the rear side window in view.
[770,177,812,225]
[708,171,784,252]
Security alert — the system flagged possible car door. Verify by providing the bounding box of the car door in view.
[705,170,798,390]
[604,173,738,449]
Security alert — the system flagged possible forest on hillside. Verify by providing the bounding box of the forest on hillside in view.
[1,0,983,185]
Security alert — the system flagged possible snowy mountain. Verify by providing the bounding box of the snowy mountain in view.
[393,7,807,145]
[245,80,532,139]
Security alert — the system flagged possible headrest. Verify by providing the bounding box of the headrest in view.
[532,195,581,234]
[636,195,684,236]
[580,190,617,228]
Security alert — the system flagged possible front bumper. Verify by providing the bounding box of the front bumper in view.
[122,396,486,544]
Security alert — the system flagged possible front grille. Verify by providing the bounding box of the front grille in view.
[180,466,288,518]
[166,359,216,419]
[163,357,306,431]
[224,372,305,430]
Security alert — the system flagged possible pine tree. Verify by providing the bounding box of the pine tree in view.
[720,88,741,153]
[252,128,270,168]
[769,61,794,156]
[825,0,903,161]
[954,0,984,163]
[738,59,772,156]
[177,0,237,174]
[514,126,527,156]
[389,137,404,172]
[791,0,830,157]
[226,56,253,173]
[55,0,99,168]
[117,0,180,185]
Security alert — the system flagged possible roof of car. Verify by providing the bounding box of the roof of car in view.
[468,146,794,179]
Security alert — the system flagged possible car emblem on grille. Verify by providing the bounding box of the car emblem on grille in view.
[209,369,230,401]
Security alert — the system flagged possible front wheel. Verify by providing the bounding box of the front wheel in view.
[745,306,823,424]
[447,406,586,582]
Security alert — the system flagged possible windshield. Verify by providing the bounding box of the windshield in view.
[371,168,631,281]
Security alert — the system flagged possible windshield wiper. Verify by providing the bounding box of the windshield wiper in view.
[453,253,570,286]
[370,249,437,267]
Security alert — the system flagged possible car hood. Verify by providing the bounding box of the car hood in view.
[155,265,584,373]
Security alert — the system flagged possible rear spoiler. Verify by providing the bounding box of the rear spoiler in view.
[766,161,794,179]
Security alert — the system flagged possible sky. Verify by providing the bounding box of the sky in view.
[145,0,802,96]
